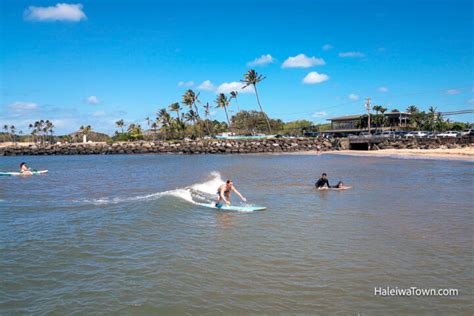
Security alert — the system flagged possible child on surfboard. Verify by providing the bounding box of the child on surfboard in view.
[216,180,247,207]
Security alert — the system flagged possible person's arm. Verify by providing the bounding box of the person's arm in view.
[219,190,230,205]
[232,187,247,201]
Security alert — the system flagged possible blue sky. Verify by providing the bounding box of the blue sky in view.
[1,0,473,134]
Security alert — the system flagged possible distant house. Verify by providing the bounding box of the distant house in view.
[327,112,411,134]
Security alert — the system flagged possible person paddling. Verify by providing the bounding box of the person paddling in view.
[315,173,331,189]
[19,162,33,176]
[216,180,247,207]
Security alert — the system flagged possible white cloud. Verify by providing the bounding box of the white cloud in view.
[313,111,328,118]
[339,51,365,58]
[247,54,274,67]
[282,54,325,68]
[86,95,100,104]
[467,98,474,104]
[198,80,215,91]
[8,101,39,110]
[348,93,360,101]
[302,72,329,84]
[216,82,254,94]
[92,110,106,117]
[24,3,87,22]
[378,86,389,93]
[446,89,461,95]
[322,44,333,51]
[178,81,194,87]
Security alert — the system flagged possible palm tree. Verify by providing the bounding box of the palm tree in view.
[157,108,172,140]
[241,69,272,133]
[9,125,16,142]
[45,120,54,143]
[184,110,199,125]
[229,91,240,112]
[372,105,383,115]
[168,102,181,118]
[182,90,201,123]
[202,102,212,135]
[115,119,125,133]
[215,93,232,131]
[406,105,419,114]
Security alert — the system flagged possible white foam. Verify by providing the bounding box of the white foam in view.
[84,172,224,206]
[190,171,224,196]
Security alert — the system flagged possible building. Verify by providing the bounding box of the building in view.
[327,112,411,134]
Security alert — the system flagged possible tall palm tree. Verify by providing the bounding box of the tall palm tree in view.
[9,125,16,142]
[182,90,201,123]
[115,119,125,133]
[202,102,212,135]
[157,108,172,140]
[241,69,272,133]
[229,91,240,112]
[215,93,232,131]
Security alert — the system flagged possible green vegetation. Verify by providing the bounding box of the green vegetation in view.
[2,70,470,143]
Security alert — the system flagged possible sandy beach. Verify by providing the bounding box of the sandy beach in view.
[326,146,474,161]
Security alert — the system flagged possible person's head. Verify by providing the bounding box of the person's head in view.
[336,181,344,188]
[322,173,327,179]
[20,162,27,168]
[226,179,233,188]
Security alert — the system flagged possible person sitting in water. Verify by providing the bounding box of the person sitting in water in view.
[216,180,247,207]
[315,173,331,189]
[19,162,33,175]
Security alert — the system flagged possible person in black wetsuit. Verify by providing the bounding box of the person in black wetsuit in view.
[315,173,331,189]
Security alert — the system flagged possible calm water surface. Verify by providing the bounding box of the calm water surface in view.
[1,154,473,314]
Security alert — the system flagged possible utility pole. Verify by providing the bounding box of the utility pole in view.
[365,97,372,134]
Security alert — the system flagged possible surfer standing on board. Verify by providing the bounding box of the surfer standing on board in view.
[216,180,247,207]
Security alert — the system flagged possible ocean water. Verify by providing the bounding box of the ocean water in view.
[0,153,472,314]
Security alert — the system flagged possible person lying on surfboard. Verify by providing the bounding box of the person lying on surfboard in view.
[216,180,247,207]
[19,162,33,175]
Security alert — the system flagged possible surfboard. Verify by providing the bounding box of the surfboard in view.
[0,170,48,176]
[317,186,352,191]
[197,202,267,212]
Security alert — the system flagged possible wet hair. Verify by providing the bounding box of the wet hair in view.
[322,173,327,176]
[20,162,26,168]
[226,180,232,184]
[336,181,344,188]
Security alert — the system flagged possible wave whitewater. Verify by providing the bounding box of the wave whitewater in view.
[82,171,225,206]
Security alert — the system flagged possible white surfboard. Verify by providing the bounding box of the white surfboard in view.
[197,202,267,212]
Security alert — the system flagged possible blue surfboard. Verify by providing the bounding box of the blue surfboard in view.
[197,202,266,212]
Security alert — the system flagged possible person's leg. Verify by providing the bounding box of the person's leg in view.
[225,192,231,205]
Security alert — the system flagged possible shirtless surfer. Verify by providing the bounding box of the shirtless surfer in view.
[216,180,247,207]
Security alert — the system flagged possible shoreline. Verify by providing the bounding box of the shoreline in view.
[323,147,474,161]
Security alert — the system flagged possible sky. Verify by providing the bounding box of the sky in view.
[1,0,473,134]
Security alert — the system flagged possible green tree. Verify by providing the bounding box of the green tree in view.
[115,119,125,133]
[215,93,232,131]
[241,69,272,134]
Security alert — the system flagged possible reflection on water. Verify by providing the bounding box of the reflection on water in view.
[0,154,472,314]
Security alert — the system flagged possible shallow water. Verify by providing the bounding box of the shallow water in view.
[1,154,473,314]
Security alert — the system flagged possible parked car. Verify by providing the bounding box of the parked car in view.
[394,131,407,138]
[405,131,429,138]
[359,132,372,137]
[381,131,397,138]
[460,129,473,136]
[437,131,459,138]
[303,132,320,137]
